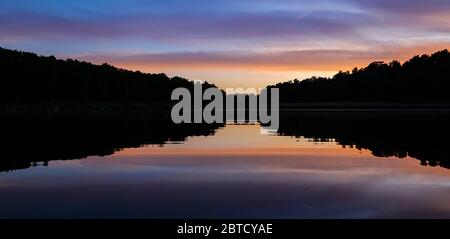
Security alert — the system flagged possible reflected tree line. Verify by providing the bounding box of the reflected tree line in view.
[277,111,450,170]
[0,116,223,172]
[2,112,450,173]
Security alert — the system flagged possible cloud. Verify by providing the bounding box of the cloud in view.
[350,0,450,15]
[1,0,448,50]
[348,0,450,34]
[0,9,367,43]
[1,0,449,88]
[79,42,450,73]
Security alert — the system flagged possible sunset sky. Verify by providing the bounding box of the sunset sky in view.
[1,0,449,88]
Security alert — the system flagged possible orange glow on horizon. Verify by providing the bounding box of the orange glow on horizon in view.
[80,43,450,88]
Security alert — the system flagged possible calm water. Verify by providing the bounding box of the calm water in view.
[1,114,450,218]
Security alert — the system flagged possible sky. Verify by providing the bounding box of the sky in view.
[1,0,449,89]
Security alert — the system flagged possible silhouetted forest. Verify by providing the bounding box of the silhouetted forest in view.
[0,47,217,104]
[268,49,450,103]
[4,47,450,106]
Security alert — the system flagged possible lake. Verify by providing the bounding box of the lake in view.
[0,112,450,218]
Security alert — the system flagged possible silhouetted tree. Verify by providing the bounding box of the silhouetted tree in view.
[0,47,218,105]
[267,49,450,103]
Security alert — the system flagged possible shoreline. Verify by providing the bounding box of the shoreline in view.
[3,103,450,119]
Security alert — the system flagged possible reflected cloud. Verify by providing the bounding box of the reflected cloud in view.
[1,115,450,218]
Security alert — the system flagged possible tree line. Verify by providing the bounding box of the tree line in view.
[267,49,450,103]
[0,47,217,104]
[2,47,450,104]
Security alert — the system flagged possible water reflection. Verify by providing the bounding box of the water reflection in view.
[0,116,223,172]
[278,111,450,169]
[2,112,450,172]
[1,112,450,218]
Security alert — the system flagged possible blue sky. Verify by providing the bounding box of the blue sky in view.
[1,0,449,88]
